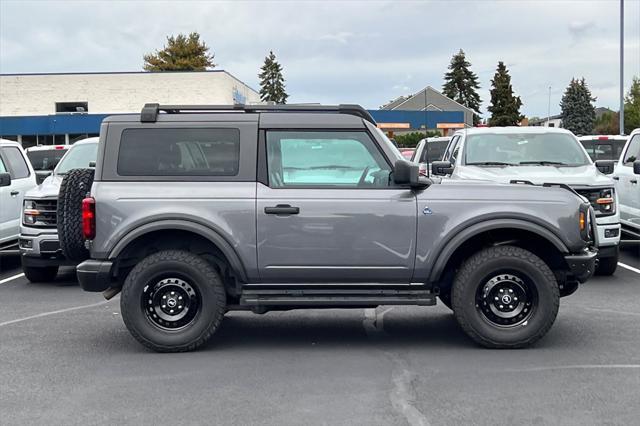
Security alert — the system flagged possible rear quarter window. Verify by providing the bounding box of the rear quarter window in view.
[117,128,240,176]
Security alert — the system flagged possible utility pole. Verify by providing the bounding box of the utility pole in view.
[547,86,551,127]
[620,0,625,135]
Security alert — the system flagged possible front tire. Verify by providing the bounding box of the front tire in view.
[595,254,618,276]
[120,250,226,352]
[23,265,58,283]
[451,245,559,349]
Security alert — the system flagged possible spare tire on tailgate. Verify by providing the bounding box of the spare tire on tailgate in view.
[58,168,95,261]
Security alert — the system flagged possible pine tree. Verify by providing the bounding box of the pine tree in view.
[487,62,523,126]
[143,32,215,71]
[259,51,288,104]
[560,78,596,135]
[442,49,482,125]
[624,76,640,134]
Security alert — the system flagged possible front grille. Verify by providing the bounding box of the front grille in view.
[24,199,58,227]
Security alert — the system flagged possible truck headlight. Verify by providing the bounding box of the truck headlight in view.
[594,188,615,216]
[23,200,39,225]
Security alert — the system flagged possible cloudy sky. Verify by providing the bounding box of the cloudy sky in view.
[1,0,639,118]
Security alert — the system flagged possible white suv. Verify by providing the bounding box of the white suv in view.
[0,139,37,253]
[431,127,621,275]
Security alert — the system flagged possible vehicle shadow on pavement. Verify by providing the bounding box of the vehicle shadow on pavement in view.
[205,308,473,352]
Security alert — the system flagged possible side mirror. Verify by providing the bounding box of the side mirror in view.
[0,172,11,187]
[394,160,430,189]
[595,160,615,175]
[431,160,454,176]
[634,160,640,175]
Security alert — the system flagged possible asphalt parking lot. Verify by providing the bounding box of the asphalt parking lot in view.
[0,249,639,426]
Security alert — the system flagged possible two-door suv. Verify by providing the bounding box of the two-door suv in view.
[64,104,597,352]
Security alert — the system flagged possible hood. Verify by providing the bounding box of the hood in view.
[455,164,614,187]
[24,174,63,199]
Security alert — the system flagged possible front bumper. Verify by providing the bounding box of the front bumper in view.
[77,259,114,292]
[19,228,76,267]
[564,248,598,283]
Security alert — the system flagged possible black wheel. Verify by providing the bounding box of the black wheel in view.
[23,265,58,283]
[120,250,226,352]
[57,168,94,261]
[438,291,453,310]
[451,245,559,349]
[595,254,618,276]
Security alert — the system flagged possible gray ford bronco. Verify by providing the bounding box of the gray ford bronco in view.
[64,104,597,352]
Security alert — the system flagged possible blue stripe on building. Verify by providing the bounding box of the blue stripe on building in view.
[0,110,464,137]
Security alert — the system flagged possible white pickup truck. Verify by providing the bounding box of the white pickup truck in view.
[613,128,640,243]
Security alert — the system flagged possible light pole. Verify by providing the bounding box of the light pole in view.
[547,86,551,127]
[619,0,625,135]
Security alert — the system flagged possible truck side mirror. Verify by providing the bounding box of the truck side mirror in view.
[0,172,11,187]
[393,160,430,189]
[431,160,454,176]
[634,160,640,175]
[595,160,615,175]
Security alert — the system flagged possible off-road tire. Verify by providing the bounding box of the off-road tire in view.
[57,168,94,262]
[23,265,58,283]
[451,245,559,349]
[120,250,226,353]
[595,254,618,276]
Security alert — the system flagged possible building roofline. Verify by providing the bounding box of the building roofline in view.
[0,70,227,77]
[392,86,474,113]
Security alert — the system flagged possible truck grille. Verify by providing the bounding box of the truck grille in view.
[24,199,58,227]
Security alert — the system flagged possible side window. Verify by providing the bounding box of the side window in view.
[0,156,7,173]
[1,147,30,179]
[622,135,640,165]
[117,128,240,176]
[449,137,462,163]
[266,131,391,188]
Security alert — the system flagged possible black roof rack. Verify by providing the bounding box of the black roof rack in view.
[139,103,375,124]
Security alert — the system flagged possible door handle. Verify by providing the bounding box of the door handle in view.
[612,176,619,180]
[631,179,638,184]
[10,190,19,196]
[264,204,300,215]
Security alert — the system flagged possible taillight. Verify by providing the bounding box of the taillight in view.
[82,197,96,240]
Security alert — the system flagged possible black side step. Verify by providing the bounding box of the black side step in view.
[240,288,436,307]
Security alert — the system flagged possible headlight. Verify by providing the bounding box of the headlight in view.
[23,200,39,225]
[594,188,615,216]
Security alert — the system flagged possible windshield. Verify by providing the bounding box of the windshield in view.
[55,143,98,174]
[464,133,590,166]
[27,148,68,171]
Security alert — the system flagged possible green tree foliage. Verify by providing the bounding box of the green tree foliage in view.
[442,49,482,125]
[487,62,523,126]
[624,76,640,134]
[143,32,215,71]
[594,111,620,135]
[560,78,596,135]
[259,51,288,104]
[394,131,441,148]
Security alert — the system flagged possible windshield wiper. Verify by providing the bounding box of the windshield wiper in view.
[519,161,568,166]
[466,161,516,166]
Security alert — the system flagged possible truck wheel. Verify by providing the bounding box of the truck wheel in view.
[23,265,58,283]
[595,254,618,276]
[120,250,226,353]
[57,168,94,262]
[451,245,559,349]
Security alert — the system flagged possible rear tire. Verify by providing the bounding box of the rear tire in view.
[595,254,618,276]
[23,265,58,283]
[57,168,94,262]
[120,250,226,352]
[451,245,559,349]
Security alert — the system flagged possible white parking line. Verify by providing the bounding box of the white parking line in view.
[0,300,108,328]
[618,262,640,274]
[0,272,25,285]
